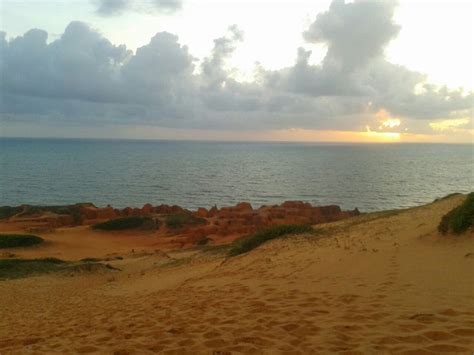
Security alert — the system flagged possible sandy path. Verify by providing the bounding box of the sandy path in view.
[0,195,473,354]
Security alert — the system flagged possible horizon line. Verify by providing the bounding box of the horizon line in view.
[1,136,472,145]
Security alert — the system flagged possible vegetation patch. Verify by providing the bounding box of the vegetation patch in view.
[0,258,66,280]
[438,193,474,235]
[0,257,119,280]
[0,234,44,249]
[0,203,94,225]
[93,216,160,231]
[165,214,206,229]
[228,224,313,257]
[0,206,24,220]
[18,203,92,216]
[65,262,119,274]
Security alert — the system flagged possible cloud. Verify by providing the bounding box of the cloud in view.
[303,0,400,70]
[364,60,473,120]
[94,0,182,16]
[96,0,129,16]
[429,118,471,132]
[121,31,196,109]
[261,0,472,123]
[198,26,266,113]
[201,25,244,89]
[152,0,182,13]
[1,0,472,137]
[2,22,130,102]
[260,0,403,97]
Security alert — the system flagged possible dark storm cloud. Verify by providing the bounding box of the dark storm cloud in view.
[94,0,182,16]
[1,0,472,132]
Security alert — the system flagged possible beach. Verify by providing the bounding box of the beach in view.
[0,194,473,354]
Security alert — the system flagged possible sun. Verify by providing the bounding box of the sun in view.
[365,125,401,142]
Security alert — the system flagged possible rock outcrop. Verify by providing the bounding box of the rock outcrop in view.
[0,201,360,247]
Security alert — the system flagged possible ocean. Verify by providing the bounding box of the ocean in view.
[0,138,472,212]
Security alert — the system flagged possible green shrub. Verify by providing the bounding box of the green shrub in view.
[0,258,66,280]
[438,192,474,235]
[166,214,206,229]
[0,258,119,280]
[0,206,24,219]
[0,234,44,249]
[92,216,159,231]
[228,224,313,257]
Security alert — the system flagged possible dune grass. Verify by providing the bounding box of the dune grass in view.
[0,234,44,249]
[92,216,160,231]
[438,192,474,235]
[228,224,313,257]
[165,214,206,229]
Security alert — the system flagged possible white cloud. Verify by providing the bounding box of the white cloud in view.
[0,0,472,135]
[94,0,182,16]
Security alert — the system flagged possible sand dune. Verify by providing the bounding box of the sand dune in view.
[1,195,473,354]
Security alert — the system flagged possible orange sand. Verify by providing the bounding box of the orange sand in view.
[0,195,473,354]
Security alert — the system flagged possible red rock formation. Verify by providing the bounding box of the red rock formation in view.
[122,207,133,217]
[78,206,99,220]
[3,200,360,248]
[196,208,209,218]
[97,207,118,219]
[235,202,253,212]
[141,203,153,214]
[208,205,219,217]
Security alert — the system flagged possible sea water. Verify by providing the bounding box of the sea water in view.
[1,138,472,212]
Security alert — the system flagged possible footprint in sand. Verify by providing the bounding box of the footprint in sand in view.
[338,294,360,304]
[422,330,455,341]
[438,308,461,317]
[398,322,427,332]
[425,344,471,352]
[451,328,474,337]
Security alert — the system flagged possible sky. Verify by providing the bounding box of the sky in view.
[0,0,473,143]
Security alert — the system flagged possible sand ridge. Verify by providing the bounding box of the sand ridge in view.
[0,195,473,354]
